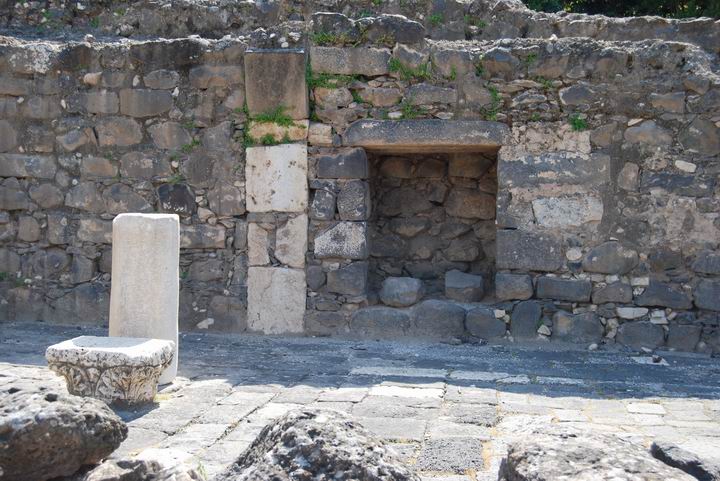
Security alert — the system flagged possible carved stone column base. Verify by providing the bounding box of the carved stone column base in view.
[46,336,175,405]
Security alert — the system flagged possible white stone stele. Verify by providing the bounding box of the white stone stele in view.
[108,213,179,384]
[245,144,308,213]
[247,267,306,334]
[46,335,175,404]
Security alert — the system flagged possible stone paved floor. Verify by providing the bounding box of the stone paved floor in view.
[2,322,720,480]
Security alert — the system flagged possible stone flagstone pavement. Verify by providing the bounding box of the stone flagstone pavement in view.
[1,321,719,480]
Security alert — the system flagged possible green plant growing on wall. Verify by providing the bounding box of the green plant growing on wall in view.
[0,272,8,282]
[535,76,553,90]
[306,63,359,89]
[168,173,186,184]
[351,90,365,104]
[428,13,444,27]
[400,98,424,119]
[260,133,279,145]
[372,0,383,6]
[252,106,295,127]
[180,139,201,153]
[89,16,100,28]
[183,119,197,130]
[388,58,432,82]
[448,66,458,81]
[464,15,487,28]
[530,112,541,121]
[569,113,588,131]
[480,85,503,121]
[475,61,485,77]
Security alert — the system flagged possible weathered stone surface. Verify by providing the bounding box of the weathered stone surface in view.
[502,426,696,481]
[552,311,603,343]
[65,182,105,213]
[344,120,509,153]
[103,184,152,214]
[248,120,309,143]
[248,223,270,266]
[532,196,603,227]
[208,182,245,217]
[144,69,180,89]
[624,120,673,146]
[616,307,649,320]
[109,214,179,384]
[0,119,18,152]
[309,122,333,146]
[157,183,196,216]
[72,458,204,481]
[445,270,484,302]
[275,214,308,268]
[445,189,495,219]
[247,267,306,334]
[314,222,368,260]
[0,381,127,481]
[496,230,563,272]
[327,261,368,296]
[495,273,533,301]
[694,280,720,312]
[77,218,112,244]
[412,300,465,338]
[636,282,692,310]
[29,183,63,209]
[407,84,457,105]
[311,47,391,76]
[511,301,541,339]
[0,182,30,210]
[310,189,336,220]
[315,87,353,110]
[666,325,702,352]
[317,148,369,179]
[592,282,633,304]
[616,321,665,349]
[380,277,424,307]
[337,180,371,221]
[80,156,117,178]
[618,162,640,191]
[466,307,506,339]
[350,307,411,338]
[180,224,226,248]
[692,251,720,275]
[217,408,419,481]
[582,241,639,275]
[120,152,172,179]
[651,441,720,481]
[245,50,308,119]
[246,145,308,213]
[17,216,40,242]
[119,89,173,117]
[536,277,591,302]
[149,122,192,150]
[448,153,494,179]
[95,117,143,146]
[498,152,610,188]
[679,117,720,156]
[360,87,402,107]
[0,154,57,179]
[189,65,243,89]
[46,336,175,404]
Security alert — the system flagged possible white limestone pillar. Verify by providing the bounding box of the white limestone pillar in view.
[109,213,179,384]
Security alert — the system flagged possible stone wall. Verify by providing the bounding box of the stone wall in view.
[1,1,719,353]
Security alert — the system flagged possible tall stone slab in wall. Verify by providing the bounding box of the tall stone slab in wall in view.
[247,267,306,334]
[246,144,308,213]
[244,49,308,120]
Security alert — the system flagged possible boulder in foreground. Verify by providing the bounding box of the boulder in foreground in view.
[0,382,127,481]
[216,409,419,481]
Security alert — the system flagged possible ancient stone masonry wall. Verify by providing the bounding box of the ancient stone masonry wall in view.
[1,0,720,353]
[0,38,249,331]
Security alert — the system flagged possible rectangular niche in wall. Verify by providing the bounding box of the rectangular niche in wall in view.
[368,151,498,300]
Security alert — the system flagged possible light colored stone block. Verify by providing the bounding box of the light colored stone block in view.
[108,213,179,384]
[275,214,308,268]
[248,223,270,266]
[247,267,305,334]
[46,335,174,404]
[532,196,603,228]
[248,120,309,143]
[246,145,308,213]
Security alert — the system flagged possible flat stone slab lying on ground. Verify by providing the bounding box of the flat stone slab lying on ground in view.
[46,336,175,405]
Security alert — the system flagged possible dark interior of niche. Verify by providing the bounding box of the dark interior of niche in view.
[367,150,498,303]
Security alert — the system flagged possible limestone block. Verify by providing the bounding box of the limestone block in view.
[245,49,308,120]
[531,196,603,228]
[109,214,179,384]
[247,267,306,334]
[311,47,391,76]
[314,222,368,260]
[308,123,333,146]
[246,145,308,213]
[248,120,309,143]
[46,335,174,404]
[275,214,308,268]
[248,223,271,266]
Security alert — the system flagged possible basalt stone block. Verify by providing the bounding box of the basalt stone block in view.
[157,183,196,216]
[511,300,541,339]
[666,325,702,351]
[640,172,715,198]
[624,120,673,146]
[350,306,411,338]
[95,117,143,147]
[636,282,692,310]
[582,241,639,275]
[498,152,610,189]
[380,277,424,307]
[651,441,720,481]
[445,189,496,220]
[343,119,509,153]
[245,49,309,120]
[692,250,720,275]
[314,222,368,260]
[0,184,30,210]
[120,152,172,179]
[536,277,591,303]
[327,261,368,296]
[189,65,244,89]
[180,224,226,248]
[496,230,563,272]
[495,273,533,301]
[466,307,506,339]
[445,270,484,302]
[208,182,246,217]
[679,117,720,156]
[103,184,152,215]
[694,280,720,312]
[592,282,633,304]
[144,69,180,89]
[0,119,18,152]
[358,14,426,44]
[0,154,57,179]
[448,152,494,179]
[407,84,457,105]
[552,311,603,343]
[317,148,368,179]
[119,89,173,117]
[616,321,665,350]
[412,300,465,338]
[310,189,336,220]
[311,46,391,76]
[148,121,192,150]
[306,265,326,291]
[337,180,371,221]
